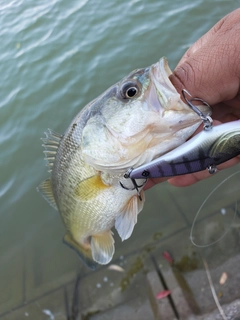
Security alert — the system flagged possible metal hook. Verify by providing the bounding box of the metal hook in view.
[182,89,213,131]
[207,164,218,174]
[119,177,147,201]
[124,168,133,179]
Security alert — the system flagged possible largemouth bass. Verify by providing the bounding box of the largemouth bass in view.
[38,57,210,268]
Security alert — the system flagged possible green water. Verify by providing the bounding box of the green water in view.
[1,0,240,315]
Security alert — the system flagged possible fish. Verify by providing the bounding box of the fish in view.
[38,57,210,268]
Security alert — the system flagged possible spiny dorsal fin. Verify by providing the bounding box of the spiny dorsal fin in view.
[37,178,58,210]
[41,129,63,173]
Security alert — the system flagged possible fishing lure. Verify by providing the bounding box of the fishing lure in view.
[124,90,240,182]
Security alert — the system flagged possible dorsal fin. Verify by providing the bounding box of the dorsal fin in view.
[41,129,63,172]
[37,178,58,210]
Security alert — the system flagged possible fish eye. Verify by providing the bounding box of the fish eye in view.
[120,82,140,99]
[126,87,138,98]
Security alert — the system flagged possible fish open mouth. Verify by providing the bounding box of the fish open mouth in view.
[149,57,211,116]
[149,57,178,112]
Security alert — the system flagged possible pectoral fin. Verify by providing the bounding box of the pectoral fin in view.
[91,231,115,265]
[75,175,109,201]
[115,191,145,241]
[63,232,98,270]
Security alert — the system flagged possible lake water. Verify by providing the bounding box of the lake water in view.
[1,0,240,316]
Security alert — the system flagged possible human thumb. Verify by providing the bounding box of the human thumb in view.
[169,9,240,106]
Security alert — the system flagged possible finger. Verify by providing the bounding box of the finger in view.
[169,9,240,105]
[144,177,168,190]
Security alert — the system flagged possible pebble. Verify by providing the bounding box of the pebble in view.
[221,208,226,215]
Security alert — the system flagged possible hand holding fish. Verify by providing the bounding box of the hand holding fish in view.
[147,9,240,188]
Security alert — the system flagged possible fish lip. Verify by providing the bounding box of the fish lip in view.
[150,57,173,93]
[149,57,211,115]
[149,57,180,111]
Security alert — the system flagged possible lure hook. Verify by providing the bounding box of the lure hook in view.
[182,89,213,131]
[207,164,218,174]
[119,176,147,201]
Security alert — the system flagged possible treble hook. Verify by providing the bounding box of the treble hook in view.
[182,89,213,131]
[119,176,147,201]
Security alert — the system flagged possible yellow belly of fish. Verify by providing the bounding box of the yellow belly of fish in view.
[60,173,144,267]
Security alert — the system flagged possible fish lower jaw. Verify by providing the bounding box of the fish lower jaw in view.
[161,117,202,135]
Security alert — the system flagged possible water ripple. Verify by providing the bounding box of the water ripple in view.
[0,177,14,198]
[57,0,89,20]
